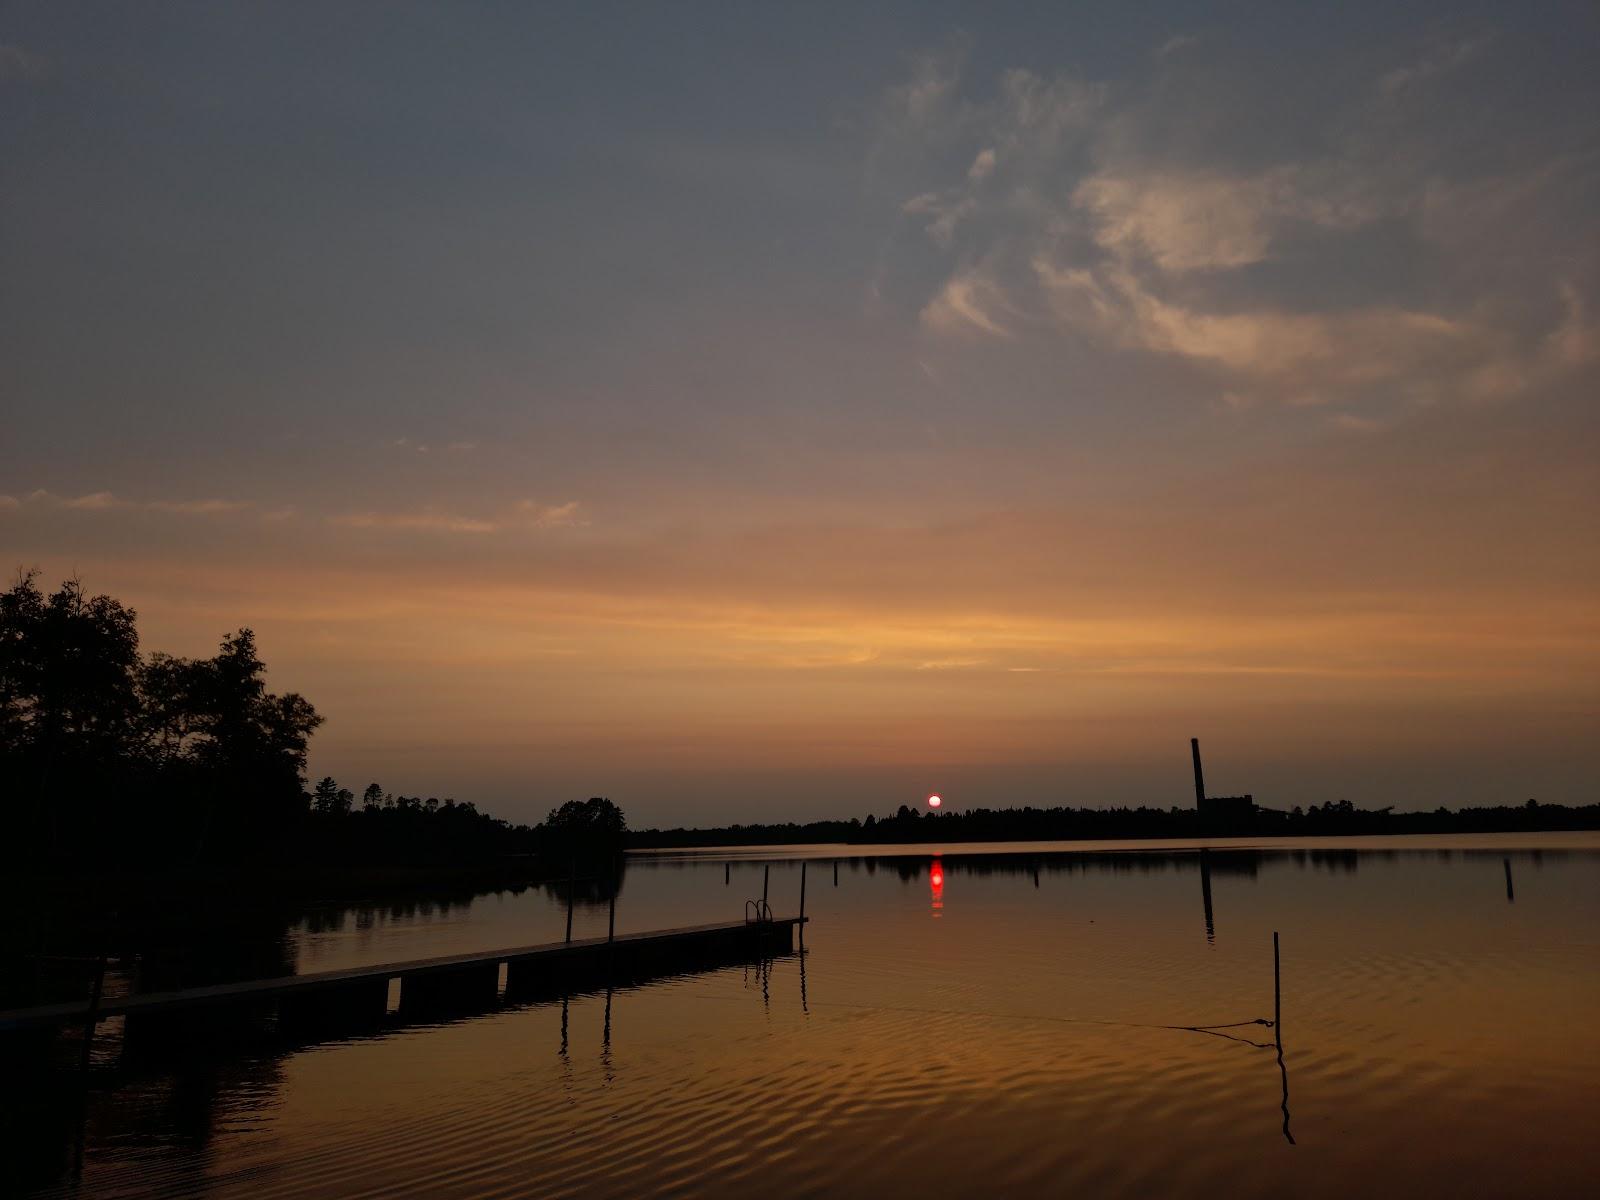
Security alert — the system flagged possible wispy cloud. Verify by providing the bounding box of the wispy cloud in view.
[1154,34,1198,59]
[8,490,252,515]
[329,500,586,535]
[330,511,500,534]
[388,437,479,454]
[1072,166,1384,273]
[2,489,592,536]
[516,499,586,528]
[878,40,1597,413]
[920,267,1019,339]
[1379,33,1492,96]
[147,498,253,515]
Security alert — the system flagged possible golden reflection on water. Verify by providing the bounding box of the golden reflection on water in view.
[7,837,1600,1199]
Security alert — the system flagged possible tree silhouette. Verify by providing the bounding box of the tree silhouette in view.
[2,572,142,845]
[543,797,627,861]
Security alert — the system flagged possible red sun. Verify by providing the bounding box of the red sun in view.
[927,794,942,808]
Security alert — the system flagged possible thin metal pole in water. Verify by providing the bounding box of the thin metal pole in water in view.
[763,863,770,910]
[833,859,838,887]
[1273,930,1282,1048]
[1503,858,1514,903]
[725,861,730,887]
[1273,930,1295,1145]
[565,859,575,943]
[799,860,807,922]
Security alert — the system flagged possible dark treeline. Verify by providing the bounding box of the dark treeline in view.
[632,797,1600,848]
[1,574,622,881]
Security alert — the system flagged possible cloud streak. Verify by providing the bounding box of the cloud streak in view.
[328,500,586,535]
[3,490,253,515]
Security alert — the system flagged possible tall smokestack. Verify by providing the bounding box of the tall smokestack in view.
[1191,738,1206,807]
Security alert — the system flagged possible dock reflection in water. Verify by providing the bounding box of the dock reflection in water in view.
[4,835,1599,1198]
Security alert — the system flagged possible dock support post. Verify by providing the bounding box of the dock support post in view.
[799,861,807,922]
[566,859,575,943]
[78,953,106,1073]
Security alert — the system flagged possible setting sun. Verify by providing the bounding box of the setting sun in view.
[927,794,942,808]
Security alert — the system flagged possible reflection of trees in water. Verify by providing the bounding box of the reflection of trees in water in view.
[293,882,537,938]
[1,998,292,1194]
[0,904,298,1010]
[865,850,1267,883]
[0,873,558,1194]
[542,858,627,907]
[756,845,1575,887]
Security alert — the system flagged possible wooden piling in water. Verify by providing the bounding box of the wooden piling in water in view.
[799,861,807,922]
[1503,858,1515,903]
[608,890,616,942]
[278,976,388,1036]
[78,954,106,1072]
[763,864,770,907]
[400,962,501,1017]
[565,859,575,943]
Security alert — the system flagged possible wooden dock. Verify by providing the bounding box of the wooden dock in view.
[0,916,806,1035]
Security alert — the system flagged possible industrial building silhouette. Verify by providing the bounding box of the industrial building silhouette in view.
[1191,738,1256,822]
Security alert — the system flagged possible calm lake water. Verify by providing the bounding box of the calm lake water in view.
[8,833,1600,1198]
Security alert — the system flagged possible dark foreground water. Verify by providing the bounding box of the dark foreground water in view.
[7,833,1600,1198]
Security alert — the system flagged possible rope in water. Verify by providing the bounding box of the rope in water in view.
[809,998,1273,1034]
[718,987,1276,1040]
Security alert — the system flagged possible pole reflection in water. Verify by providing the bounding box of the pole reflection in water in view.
[799,941,808,1015]
[602,987,614,1085]
[929,858,944,917]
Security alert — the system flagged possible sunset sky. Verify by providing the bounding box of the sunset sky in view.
[4,3,1597,824]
